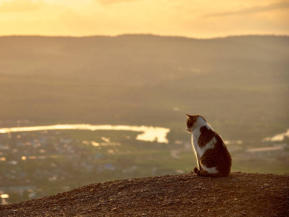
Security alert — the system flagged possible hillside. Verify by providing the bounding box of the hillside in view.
[0,35,288,140]
[0,35,288,127]
[0,172,288,217]
[0,35,289,205]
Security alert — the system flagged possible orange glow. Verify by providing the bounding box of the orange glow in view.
[0,0,288,37]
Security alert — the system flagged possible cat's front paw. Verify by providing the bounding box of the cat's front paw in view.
[193,167,200,175]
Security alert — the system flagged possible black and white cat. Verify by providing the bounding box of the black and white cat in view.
[186,114,231,177]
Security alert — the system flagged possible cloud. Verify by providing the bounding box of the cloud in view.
[0,0,42,12]
[206,1,289,17]
[96,0,138,5]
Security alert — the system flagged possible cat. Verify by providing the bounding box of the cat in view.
[186,114,231,177]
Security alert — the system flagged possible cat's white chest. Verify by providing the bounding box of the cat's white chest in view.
[191,129,201,168]
[192,128,201,151]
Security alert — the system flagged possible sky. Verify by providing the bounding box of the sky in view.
[0,0,288,38]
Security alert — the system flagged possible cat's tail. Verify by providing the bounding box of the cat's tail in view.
[193,167,230,177]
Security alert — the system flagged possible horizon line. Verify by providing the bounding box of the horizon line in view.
[0,33,288,40]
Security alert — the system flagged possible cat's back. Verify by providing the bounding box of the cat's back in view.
[199,126,232,176]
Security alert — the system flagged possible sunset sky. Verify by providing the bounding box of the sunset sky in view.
[0,0,288,38]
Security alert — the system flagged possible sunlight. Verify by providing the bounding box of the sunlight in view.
[0,0,288,37]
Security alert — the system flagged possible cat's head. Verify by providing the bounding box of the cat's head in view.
[186,114,206,132]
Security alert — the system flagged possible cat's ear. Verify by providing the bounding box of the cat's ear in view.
[186,114,192,118]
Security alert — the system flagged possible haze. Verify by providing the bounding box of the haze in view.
[0,0,289,37]
[0,0,289,205]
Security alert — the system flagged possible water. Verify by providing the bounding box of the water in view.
[263,129,289,142]
[247,145,284,153]
[0,124,170,144]
[0,194,9,205]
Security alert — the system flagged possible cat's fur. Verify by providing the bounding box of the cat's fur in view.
[186,114,231,177]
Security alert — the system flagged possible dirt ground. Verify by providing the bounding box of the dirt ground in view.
[0,172,288,217]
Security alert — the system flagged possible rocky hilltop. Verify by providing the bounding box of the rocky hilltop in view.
[0,172,288,217]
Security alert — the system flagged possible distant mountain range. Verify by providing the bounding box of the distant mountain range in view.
[0,34,288,141]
